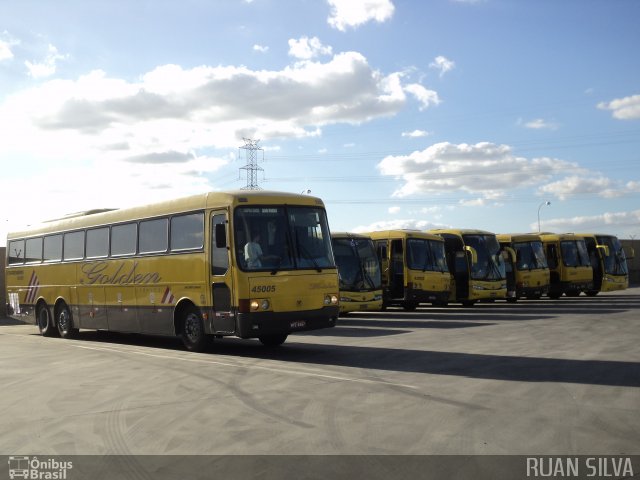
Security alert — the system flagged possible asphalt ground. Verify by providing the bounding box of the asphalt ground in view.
[1,288,639,456]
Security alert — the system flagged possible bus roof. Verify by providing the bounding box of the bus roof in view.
[497,233,543,243]
[331,232,372,240]
[366,229,444,241]
[7,190,324,239]
[537,232,585,242]
[427,228,497,237]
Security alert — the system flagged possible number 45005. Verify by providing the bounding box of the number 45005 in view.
[251,285,276,293]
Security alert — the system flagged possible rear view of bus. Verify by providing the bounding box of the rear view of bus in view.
[539,233,593,298]
[368,230,450,310]
[577,233,632,295]
[331,233,383,313]
[497,233,550,301]
[430,229,507,306]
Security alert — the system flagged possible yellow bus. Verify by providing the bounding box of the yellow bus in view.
[576,233,633,296]
[331,233,383,314]
[5,190,339,351]
[428,229,507,306]
[538,233,593,298]
[367,230,450,310]
[497,233,550,301]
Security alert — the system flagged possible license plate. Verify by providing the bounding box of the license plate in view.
[290,320,306,329]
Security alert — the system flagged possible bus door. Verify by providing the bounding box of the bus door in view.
[454,251,470,300]
[390,239,404,299]
[211,211,235,334]
[583,237,603,290]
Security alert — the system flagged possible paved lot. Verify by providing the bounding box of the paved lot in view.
[1,289,639,456]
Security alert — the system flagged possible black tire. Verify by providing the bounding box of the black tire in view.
[403,301,418,311]
[565,291,581,297]
[179,306,210,352]
[585,290,599,297]
[461,300,477,307]
[57,303,79,339]
[548,292,561,300]
[259,334,288,347]
[37,304,57,337]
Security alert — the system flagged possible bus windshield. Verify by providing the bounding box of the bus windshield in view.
[333,238,382,291]
[596,235,628,275]
[514,241,548,270]
[561,240,591,267]
[234,206,335,272]
[406,238,449,273]
[463,234,505,280]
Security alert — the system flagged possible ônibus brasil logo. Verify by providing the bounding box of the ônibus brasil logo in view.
[8,456,73,480]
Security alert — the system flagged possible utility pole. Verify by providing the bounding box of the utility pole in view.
[238,138,264,190]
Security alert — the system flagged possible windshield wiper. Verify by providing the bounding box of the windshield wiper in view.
[294,232,322,272]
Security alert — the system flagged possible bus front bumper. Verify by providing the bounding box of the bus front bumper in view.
[235,306,339,338]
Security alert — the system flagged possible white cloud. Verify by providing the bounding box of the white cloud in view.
[388,206,401,214]
[404,83,440,110]
[537,175,640,200]
[327,0,395,31]
[535,209,640,237]
[253,44,269,53]
[597,94,640,120]
[0,51,423,162]
[519,118,559,130]
[288,36,332,60]
[25,43,68,78]
[377,141,580,198]
[429,56,455,77]
[402,129,430,138]
[0,40,14,61]
[352,218,444,233]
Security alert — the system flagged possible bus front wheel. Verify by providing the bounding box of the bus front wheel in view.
[259,334,288,347]
[180,306,210,352]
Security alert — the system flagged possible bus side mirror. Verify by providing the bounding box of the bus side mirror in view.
[464,245,478,264]
[215,223,227,248]
[503,247,516,264]
[625,247,635,260]
[596,244,610,257]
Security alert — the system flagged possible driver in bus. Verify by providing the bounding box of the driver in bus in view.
[244,230,264,268]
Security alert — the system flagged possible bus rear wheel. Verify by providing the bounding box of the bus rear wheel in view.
[56,303,79,339]
[258,334,288,347]
[585,290,599,297]
[37,304,57,337]
[180,306,210,352]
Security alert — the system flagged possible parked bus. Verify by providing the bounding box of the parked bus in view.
[576,233,633,296]
[428,229,507,306]
[368,230,450,310]
[538,233,593,298]
[331,232,383,314]
[5,190,339,351]
[497,233,550,301]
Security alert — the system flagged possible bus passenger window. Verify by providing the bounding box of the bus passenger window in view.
[139,218,168,254]
[86,227,109,258]
[43,234,62,262]
[171,213,204,251]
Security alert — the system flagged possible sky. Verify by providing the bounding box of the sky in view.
[1,0,639,247]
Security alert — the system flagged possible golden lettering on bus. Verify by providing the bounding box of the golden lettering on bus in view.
[81,261,162,285]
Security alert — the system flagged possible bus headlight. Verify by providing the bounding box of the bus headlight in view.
[250,299,271,311]
[325,295,339,305]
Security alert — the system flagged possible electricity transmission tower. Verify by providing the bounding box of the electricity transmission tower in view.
[238,138,264,190]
